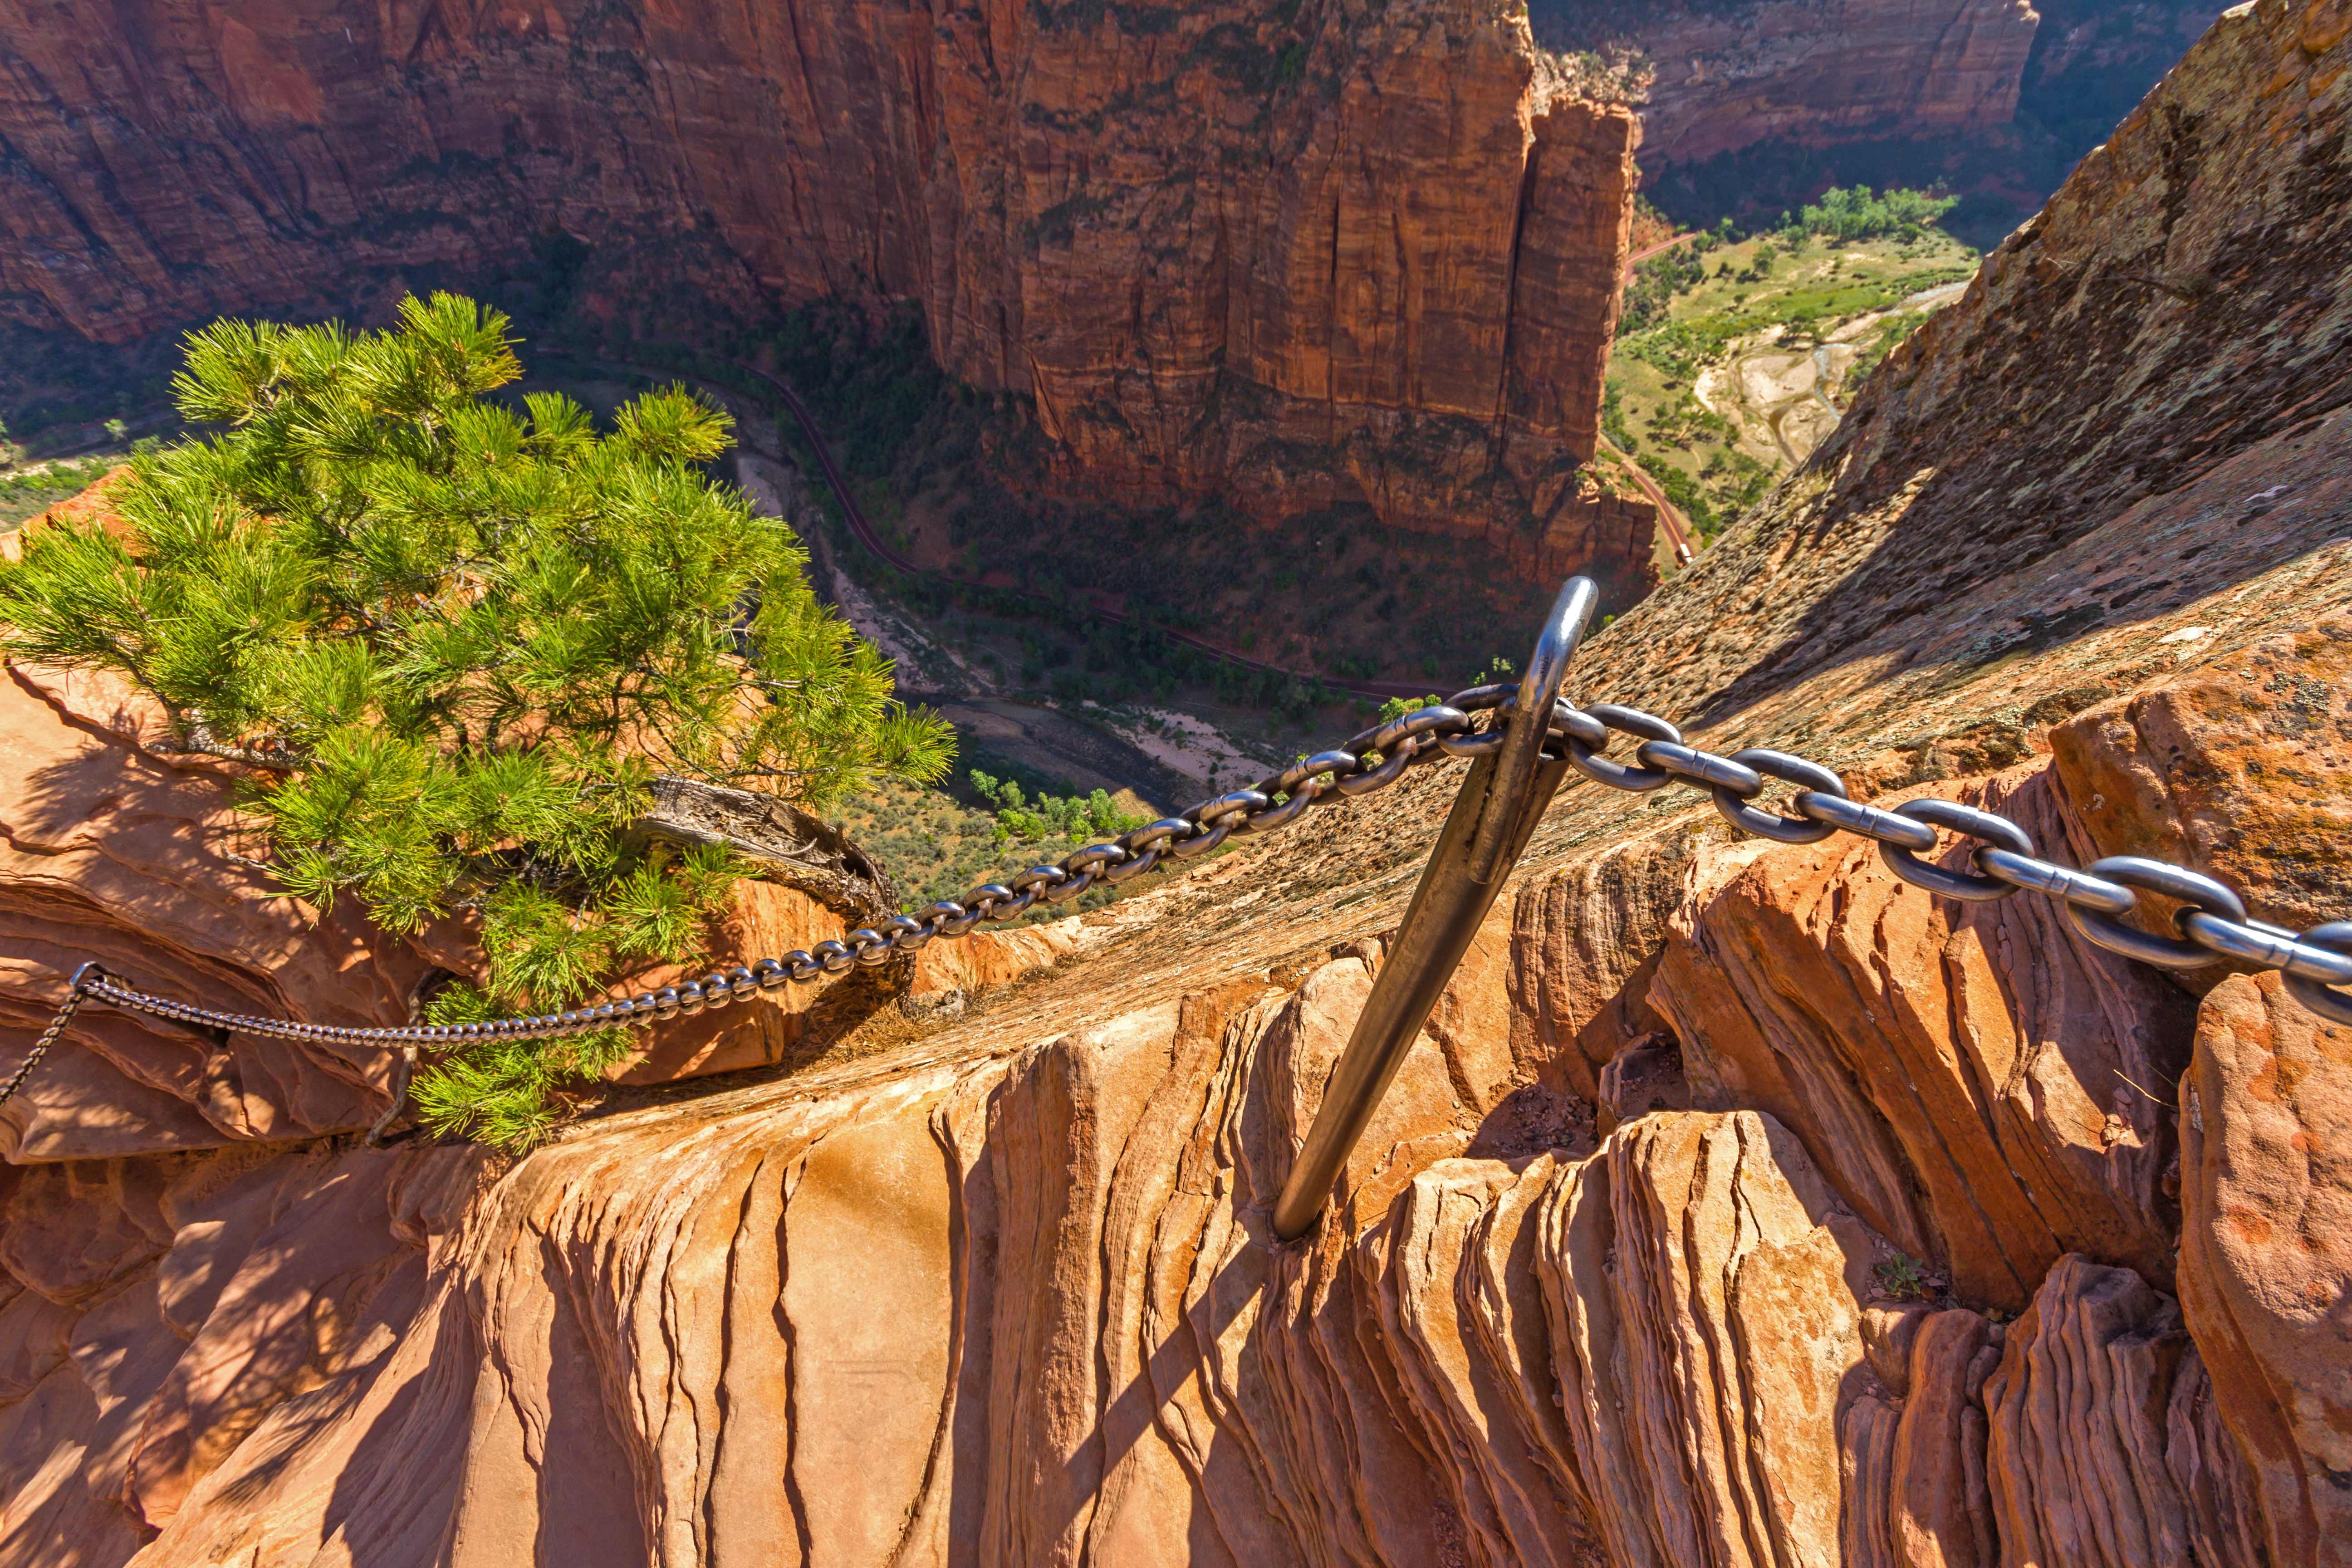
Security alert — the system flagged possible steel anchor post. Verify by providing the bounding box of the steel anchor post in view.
[1271,576,1599,1241]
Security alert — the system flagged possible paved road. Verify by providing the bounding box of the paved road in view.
[738,363,1436,700]
[1624,231,1702,282]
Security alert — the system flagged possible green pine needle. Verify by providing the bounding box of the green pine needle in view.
[0,293,956,1150]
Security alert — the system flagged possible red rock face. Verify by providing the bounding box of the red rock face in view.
[0,659,444,1160]
[2178,973,2352,1567]
[0,475,1099,1158]
[0,0,1640,551]
[1622,0,2043,166]
[1,4,2348,1562]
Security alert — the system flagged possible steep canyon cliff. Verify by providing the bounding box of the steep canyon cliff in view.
[1533,0,2045,165]
[0,0,1636,552]
[1532,0,2226,241]
[1,0,2350,1564]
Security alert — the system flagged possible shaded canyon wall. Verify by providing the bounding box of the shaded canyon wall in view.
[0,0,1642,559]
[1533,0,2045,166]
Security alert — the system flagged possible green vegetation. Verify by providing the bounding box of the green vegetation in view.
[826,745,1162,923]
[1874,1251,1937,1302]
[1631,448,1772,539]
[1783,185,1960,245]
[1377,693,1444,722]
[1621,236,1722,333]
[1642,2,2218,255]
[1849,309,1933,380]
[1605,216,1976,545]
[2,455,126,529]
[968,771,1149,846]
[0,295,952,1150]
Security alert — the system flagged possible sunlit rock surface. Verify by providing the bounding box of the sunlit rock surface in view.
[0,1,2349,1563]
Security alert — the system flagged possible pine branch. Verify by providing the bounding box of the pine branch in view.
[172,724,306,771]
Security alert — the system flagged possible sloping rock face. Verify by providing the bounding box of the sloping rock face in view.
[2178,973,2352,1564]
[2,2,2350,1564]
[0,660,446,1161]
[0,603,1079,1161]
[0,0,1638,553]
[1597,0,2352,725]
[1536,0,2043,165]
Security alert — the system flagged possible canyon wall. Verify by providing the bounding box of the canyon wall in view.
[0,1,2348,1564]
[0,0,1638,551]
[1534,0,2044,165]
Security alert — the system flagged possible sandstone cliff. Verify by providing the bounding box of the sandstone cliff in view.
[1,1,2348,1564]
[0,0,1636,551]
[1534,0,2044,165]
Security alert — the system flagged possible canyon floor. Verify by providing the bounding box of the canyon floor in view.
[0,1,2347,1564]
[1605,228,1980,536]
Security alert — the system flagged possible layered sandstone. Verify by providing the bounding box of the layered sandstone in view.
[2178,972,2352,1563]
[1535,0,2044,165]
[1,2,2349,1564]
[0,0,1638,552]
[0,622,1083,1161]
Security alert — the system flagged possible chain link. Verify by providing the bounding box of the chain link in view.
[14,687,2351,1095]
[1,963,95,1109]
[1547,699,2352,1024]
[13,686,1550,1062]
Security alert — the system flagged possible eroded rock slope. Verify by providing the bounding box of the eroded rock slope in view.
[1,1,2348,1563]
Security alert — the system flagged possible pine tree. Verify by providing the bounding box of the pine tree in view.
[0,294,953,1147]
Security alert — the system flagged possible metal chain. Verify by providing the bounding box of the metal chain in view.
[1,964,94,1108]
[15,688,2351,1094]
[1552,700,2352,1025]
[17,685,1534,1058]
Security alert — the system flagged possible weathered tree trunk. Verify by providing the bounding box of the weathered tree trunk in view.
[628,775,897,929]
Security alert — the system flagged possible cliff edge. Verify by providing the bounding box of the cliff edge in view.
[0,1,2348,1563]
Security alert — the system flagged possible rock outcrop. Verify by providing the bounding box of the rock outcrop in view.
[1,1,2348,1564]
[1649,764,2197,1309]
[2178,972,2352,1565]
[0,623,1083,1161]
[1594,0,2352,727]
[0,0,1638,553]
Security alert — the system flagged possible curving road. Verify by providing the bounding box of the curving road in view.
[1623,230,1702,281]
[1599,236,1712,566]
[737,363,1438,700]
[1609,234,1705,566]
[1596,433,1699,566]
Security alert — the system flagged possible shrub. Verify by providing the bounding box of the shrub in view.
[1873,1251,1940,1302]
[1787,186,1959,244]
[969,771,1147,845]
[0,295,952,1147]
[1377,693,1442,722]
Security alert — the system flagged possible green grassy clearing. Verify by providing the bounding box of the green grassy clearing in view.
[1606,225,1977,542]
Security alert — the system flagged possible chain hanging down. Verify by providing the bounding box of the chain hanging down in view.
[12,578,2352,1132]
[5,654,1563,1104]
[0,970,88,1110]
